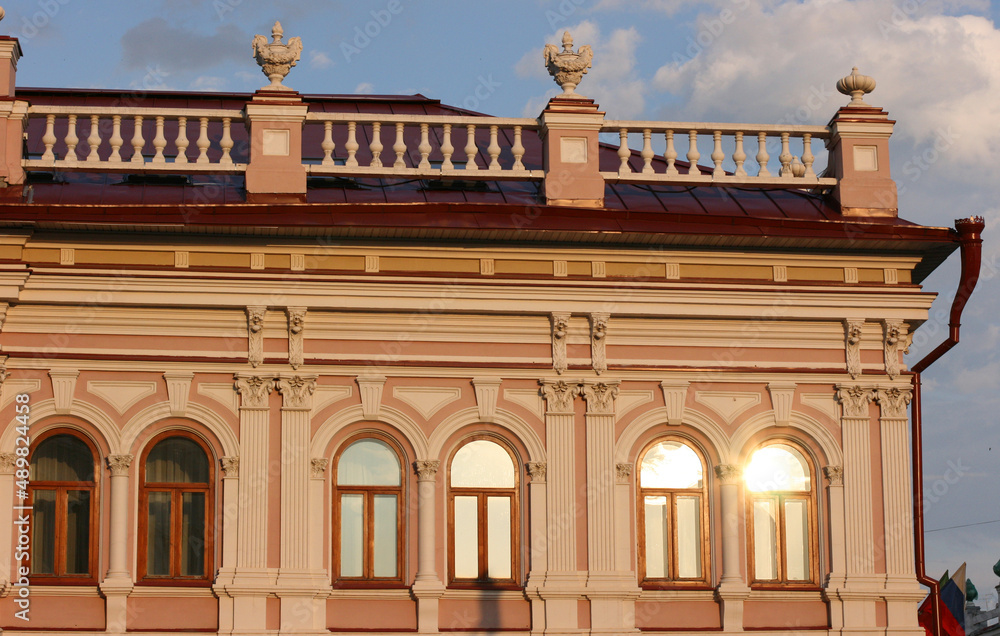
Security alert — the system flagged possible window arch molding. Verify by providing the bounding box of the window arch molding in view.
[28,426,101,584]
[730,410,841,468]
[122,403,237,459]
[615,407,731,467]
[2,402,120,456]
[312,404,429,462]
[429,407,544,466]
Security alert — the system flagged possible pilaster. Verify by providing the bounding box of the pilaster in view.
[412,460,444,634]
[823,465,846,634]
[101,454,134,634]
[0,453,16,597]
[714,464,750,631]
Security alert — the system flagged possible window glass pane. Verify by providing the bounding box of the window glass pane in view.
[31,489,56,575]
[753,498,777,580]
[65,490,91,575]
[640,441,703,489]
[784,499,810,581]
[31,435,94,482]
[338,439,401,486]
[147,491,172,576]
[451,440,515,488]
[486,496,511,579]
[181,492,206,577]
[745,445,810,492]
[643,495,668,578]
[676,495,701,578]
[340,494,363,577]
[454,496,479,578]
[146,437,209,484]
[373,495,397,577]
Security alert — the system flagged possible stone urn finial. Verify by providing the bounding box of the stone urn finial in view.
[251,20,303,92]
[836,66,876,107]
[543,31,594,98]
[0,7,5,23]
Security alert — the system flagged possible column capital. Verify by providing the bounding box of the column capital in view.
[234,373,275,409]
[874,386,912,419]
[581,379,619,415]
[539,378,578,414]
[615,462,632,484]
[277,374,317,410]
[714,464,741,484]
[310,458,329,478]
[0,452,15,474]
[106,455,134,476]
[823,465,844,486]
[221,456,240,478]
[835,383,875,418]
[414,460,440,481]
[527,461,547,483]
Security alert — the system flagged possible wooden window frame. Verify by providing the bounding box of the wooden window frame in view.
[635,437,712,589]
[137,431,214,586]
[446,435,520,589]
[27,428,100,585]
[331,432,406,588]
[745,440,820,589]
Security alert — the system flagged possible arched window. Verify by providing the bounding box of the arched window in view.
[745,442,817,585]
[448,437,519,586]
[636,438,709,586]
[138,432,213,582]
[333,435,404,583]
[29,430,98,582]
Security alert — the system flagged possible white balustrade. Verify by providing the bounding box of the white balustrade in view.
[23,105,246,172]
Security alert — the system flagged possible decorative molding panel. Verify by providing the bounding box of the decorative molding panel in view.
[247,306,266,368]
[393,386,462,420]
[590,312,609,376]
[49,370,80,414]
[882,320,906,380]
[60,248,74,265]
[767,382,796,427]
[665,263,680,280]
[311,385,353,416]
[85,380,157,415]
[660,380,690,426]
[163,372,194,417]
[175,251,189,268]
[503,388,545,421]
[694,391,761,425]
[799,392,839,422]
[287,307,307,370]
[472,377,502,423]
[197,382,240,415]
[365,255,379,272]
[615,390,655,422]
[250,253,266,270]
[844,318,864,380]
[550,312,570,375]
[592,261,606,278]
[480,258,495,276]
[357,375,386,420]
[772,265,787,282]
[1,379,41,409]
[884,268,898,285]
[553,260,568,277]
[844,267,859,284]
[290,253,305,271]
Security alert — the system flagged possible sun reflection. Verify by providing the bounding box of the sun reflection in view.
[744,444,810,493]
[640,441,703,489]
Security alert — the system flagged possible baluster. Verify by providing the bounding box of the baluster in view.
[41,114,56,161]
[393,122,405,168]
[511,126,525,171]
[418,123,431,170]
[617,129,631,175]
[441,123,454,170]
[711,131,725,177]
[779,131,792,177]
[345,121,359,167]
[640,129,654,174]
[464,124,478,171]
[196,117,210,164]
[109,115,123,163]
[130,115,144,164]
[686,130,700,175]
[85,115,101,163]
[801,133,815,178]
[152,116,167,164]
[732,131,747,177]
[175,117,189,164]
[220,118,234,165]
[369,121,383,168]
[756,132,770,177]
[487,125,501,170]
[664,130,678,176]
[321,121,335,165]
[64,114,79,162]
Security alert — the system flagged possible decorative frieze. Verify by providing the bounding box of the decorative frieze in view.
[287,307,307,370]
[875,386,912,419]
[615,462,632,484]
[844,318,864,380]
[277,375,317,410]
[163,372,194,416]
[221,456,240,478]
[550,312,570,375]
[767,382,796,427]
[310,458,328,478]
[357,375,386,420]
[836,384,874,418]
[823,465,844,486]
[526,461,547,482]
[413,460,440,481]
[540,379,577,414]
[590,312,609,376]
[714,464,741,484]
[882,320,906,380]
[247,306,267,368]
[234,374,274,409]
[106,455,134,476]
[472,377,502,423]
[581,380,619,415]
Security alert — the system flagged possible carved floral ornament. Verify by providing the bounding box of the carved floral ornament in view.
[550,312,570,375]
[310,458,328,478]
[526,461,547,481]
[0,452,16,474]
[106,455,134,476]
[413,460,440,481]
[581,381,619,414]
[823,465,844,486]
[235,374,275,409]
[277,374,317,409]
[221,456,240,478]
[540,379,578,413]
[713,464,741,484]
[875,386,912,420]
[836,384,875,418]
[615,462,632,483]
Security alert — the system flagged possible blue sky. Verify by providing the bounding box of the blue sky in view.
[5,0,1000,603]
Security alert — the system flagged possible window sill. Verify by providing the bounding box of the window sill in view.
[638,588,716,601]
[748,587,824,601]
[327,588,413,600]
[129,585,216,597]
[134,578,213,588]
[442,588,528,601]
[13,585,101,597]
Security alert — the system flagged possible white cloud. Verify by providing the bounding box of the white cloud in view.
[354,82,375,94]
[190,76,228,92]
[310,51,334,69]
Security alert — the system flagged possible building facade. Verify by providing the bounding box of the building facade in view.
[0,20,983,636]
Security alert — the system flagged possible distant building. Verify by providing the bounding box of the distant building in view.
[0,16,984,636]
